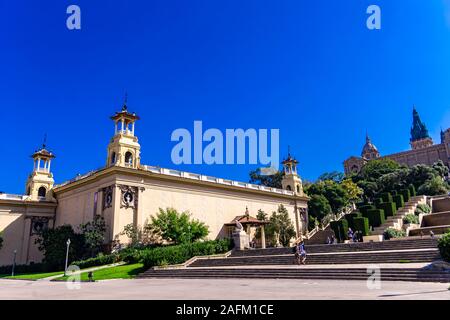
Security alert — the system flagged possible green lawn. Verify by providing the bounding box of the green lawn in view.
[0,271,64,280]
[55,263,145,281]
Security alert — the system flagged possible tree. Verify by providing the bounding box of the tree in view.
[249,169,284,188]
[35,225,86,269]
[79,215,106,257]
[341,179,363,202]
[305,180,349,214]
[148,208,209,244]
[267,205,296,247]
[318,171,345,183]
[358,158,402,182]
[308,194,332,221]
[417,176,449,196]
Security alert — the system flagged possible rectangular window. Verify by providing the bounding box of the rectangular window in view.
[93,192,98,218]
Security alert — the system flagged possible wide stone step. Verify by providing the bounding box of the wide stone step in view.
[230,239,438,257]
[139,268,450,283]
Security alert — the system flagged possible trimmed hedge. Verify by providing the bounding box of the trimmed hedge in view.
[142,239,232,268]
[393,194,405,209]
[377,201,397,217]
[408,184,416,197]
[400,189,411,203]
[345,212,362,230]
[359,205,376,216]
[380,192,393,203]
[330,220,349,243]
[384,228,406,240]
[365,209,385,228]
[437,230,450,262]
[353,217,370,236]
[374,198,383,206]
[71,253,120,269]
[0,262,51,275]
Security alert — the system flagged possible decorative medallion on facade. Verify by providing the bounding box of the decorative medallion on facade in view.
[102,186,114,210]
[30,216,50,235]
[119,185,138,208]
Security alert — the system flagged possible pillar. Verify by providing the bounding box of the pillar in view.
[121,119,125,133]
[131,122,135,135]
[260,225,266,249]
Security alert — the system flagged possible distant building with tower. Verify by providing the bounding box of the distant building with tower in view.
[344,107,450,175]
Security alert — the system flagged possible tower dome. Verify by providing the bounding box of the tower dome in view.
[361,133,380,160]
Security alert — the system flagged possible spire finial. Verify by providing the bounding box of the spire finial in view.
[122,91,128,111]
[42,133,47,149]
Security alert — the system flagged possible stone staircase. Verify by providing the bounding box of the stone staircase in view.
[372,195,427,236]
[139,267,450,283]
[137,238,449,282]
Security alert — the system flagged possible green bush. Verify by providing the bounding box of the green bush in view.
[71,253,120,269]
[408,184,417,197]
[437,230,450,262]
[380,192,393,203]
[345,212,362,230]
[142,239,232,268]
[377,201,397,217]
[359,205,376,216]
[384,228,406,240]
[365,209,385,228]
[400,189,411,203]
[374,198,383,206]
[330,219,349,243]
[403,214,419,225]
[0,262,51,275]
[353,217,370,236]
[415,203,432,215]
[393,194,405,209]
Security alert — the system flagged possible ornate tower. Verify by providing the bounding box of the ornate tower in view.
[25,142,55,201]
[107,99,141,169]
[410,106,433,150]
[281,149,304,196]
[361,132,380,160]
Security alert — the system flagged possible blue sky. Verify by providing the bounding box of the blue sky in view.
[1,0,450,194]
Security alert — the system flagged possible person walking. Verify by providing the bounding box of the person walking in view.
[299,241,307,265]
[294,242,301,265]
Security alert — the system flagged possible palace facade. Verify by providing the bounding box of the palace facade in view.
[344,107,450,175]
[0,102,309,266]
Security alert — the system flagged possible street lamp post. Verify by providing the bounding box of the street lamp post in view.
[64,238,71,276]
[11,250,17,277]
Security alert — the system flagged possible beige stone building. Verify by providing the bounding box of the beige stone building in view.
[0,103,309,266]
[344,108,450,175]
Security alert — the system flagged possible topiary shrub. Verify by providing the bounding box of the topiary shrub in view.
[402,214,419,225]
[437,230,450,262]
[353,217,370,236]
[393,194,405,209]
[374,198,383,206]
[330,220,349,243]
[380,192,393,203]
[359,205,376,216]
[408,184,416,197]
[415,203,431,215]
[400,189,411,203]
[142,239,232,268]
[384,228,406,240]
[377,201,397,217]
[345,212,362,230]
[365,209,385,228]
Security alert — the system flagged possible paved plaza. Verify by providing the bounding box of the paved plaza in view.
[0,278,448,300]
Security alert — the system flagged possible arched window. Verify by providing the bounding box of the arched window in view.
[38,186,46,198]
[111,152,116,165]
[286,185,292,191]
[296,185,300,193]
[27,187,31,196]
[125,152,133,165]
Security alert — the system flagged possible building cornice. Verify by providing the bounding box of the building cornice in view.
[53,166,310,201]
